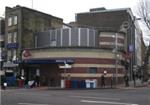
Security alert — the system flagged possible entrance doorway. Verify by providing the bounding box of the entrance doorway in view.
[40,64,61,87]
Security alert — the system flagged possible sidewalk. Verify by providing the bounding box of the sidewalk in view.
[116,80,150,89]
[1,81,149,91]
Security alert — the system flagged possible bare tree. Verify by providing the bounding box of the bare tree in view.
[137,0,150,30]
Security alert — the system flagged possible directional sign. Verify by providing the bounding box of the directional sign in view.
[59,64,72,69]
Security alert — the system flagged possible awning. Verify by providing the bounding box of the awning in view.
[3,62,19,68]
[23,58,74,64]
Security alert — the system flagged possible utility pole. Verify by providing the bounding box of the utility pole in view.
[115,32,118,86]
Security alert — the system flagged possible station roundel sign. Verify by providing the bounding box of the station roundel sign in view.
[22,50,31,58]
[122,21,130,29]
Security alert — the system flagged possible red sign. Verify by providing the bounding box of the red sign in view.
[123,52,132,59]
[22,50,31,58]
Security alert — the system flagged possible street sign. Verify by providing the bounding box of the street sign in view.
[122,21,130,29]
[129,44,134,52]
[59,64,72,69]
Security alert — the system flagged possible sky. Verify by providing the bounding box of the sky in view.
[0,0,150,44]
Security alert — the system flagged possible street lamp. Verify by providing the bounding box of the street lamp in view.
[113,21,130,86]
[112,32,120,86]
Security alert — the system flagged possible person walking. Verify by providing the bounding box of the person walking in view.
[35,75,40,87]
[124,75,129,87]
[101,74,105,88]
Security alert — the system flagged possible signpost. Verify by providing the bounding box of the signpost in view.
[59,61,72,80]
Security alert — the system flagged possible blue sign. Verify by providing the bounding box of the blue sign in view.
[24,59,74,64]
[7,43,19,49]
[128,44,134,52]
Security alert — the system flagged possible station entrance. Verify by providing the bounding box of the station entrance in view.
[24,64,62,87]
[23,59,74,87]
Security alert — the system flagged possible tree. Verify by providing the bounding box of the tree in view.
[137,0,150,81]
[137,0,150,30]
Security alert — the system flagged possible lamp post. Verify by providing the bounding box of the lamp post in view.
[113,21,130,86]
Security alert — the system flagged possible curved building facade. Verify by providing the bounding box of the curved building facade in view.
[22,27,126,87]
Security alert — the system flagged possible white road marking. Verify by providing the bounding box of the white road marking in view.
[81,100,139,105]
[70,95,120,100]
[18,103,49,105]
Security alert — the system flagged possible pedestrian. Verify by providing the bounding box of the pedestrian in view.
[50,78,54,87]
[101,74,105,88]
[1,75,7,90]
[124,75,129,87]
[35,75,40,87]
[110,75,113,88]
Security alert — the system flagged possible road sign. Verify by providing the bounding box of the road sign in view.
[59,64,72,69]
[122,21,130,29]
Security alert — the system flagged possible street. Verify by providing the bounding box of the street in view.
[1,87,150,105]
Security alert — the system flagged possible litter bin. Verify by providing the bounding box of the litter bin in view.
[85,79,97,88]
[18,79,24,87]
[71,80,78,88]
[79,80,86,88]
[65,80,71,89]
[61,79,65,88]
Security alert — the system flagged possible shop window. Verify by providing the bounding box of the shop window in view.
[13,32,17,43]
[7,50,12,61]
[12,50,16,61]
[8,33,12,43]
[88,67,97,74]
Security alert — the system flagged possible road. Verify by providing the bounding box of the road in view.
[1,87,150,105]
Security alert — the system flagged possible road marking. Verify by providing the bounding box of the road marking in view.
[18,103,49,105]
[70,95,120,100]
[80,100,139,105]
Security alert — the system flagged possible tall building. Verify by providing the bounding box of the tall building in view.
[4,5,63,79]
[76,7,142,80]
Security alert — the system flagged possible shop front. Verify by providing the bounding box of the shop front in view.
[22,58,74,87]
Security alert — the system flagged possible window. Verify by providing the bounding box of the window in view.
[8,17,12,26]
[13,32,17,43]
[8,33,12,43]
[50,30,56,46]
[88,67,98,74]
[7,50,12,61]
[8,15,17,26]
[13,16,17,25]
[50,40,56,46]
[12,50,16,61]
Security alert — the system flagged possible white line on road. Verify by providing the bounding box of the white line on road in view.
[80,100,139,105]
[70,95,120,100]
[18,103,49,105]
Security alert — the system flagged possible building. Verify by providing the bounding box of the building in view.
[76,7,142,80]
[0,17,5,72]
[19,7,143,87]
[4,6,143,87]
[21,26,127,87]
[4,5,63,82]
[148,55,150,77]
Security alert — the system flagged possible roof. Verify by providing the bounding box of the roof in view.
[6,5,63,21]
[77,7,132,16]
[76,8,134,32]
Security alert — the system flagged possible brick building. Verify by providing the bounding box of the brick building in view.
[4,5,63,83]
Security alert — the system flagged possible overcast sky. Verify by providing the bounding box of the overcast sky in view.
[0,0,139,22]
[0,0,150,44]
